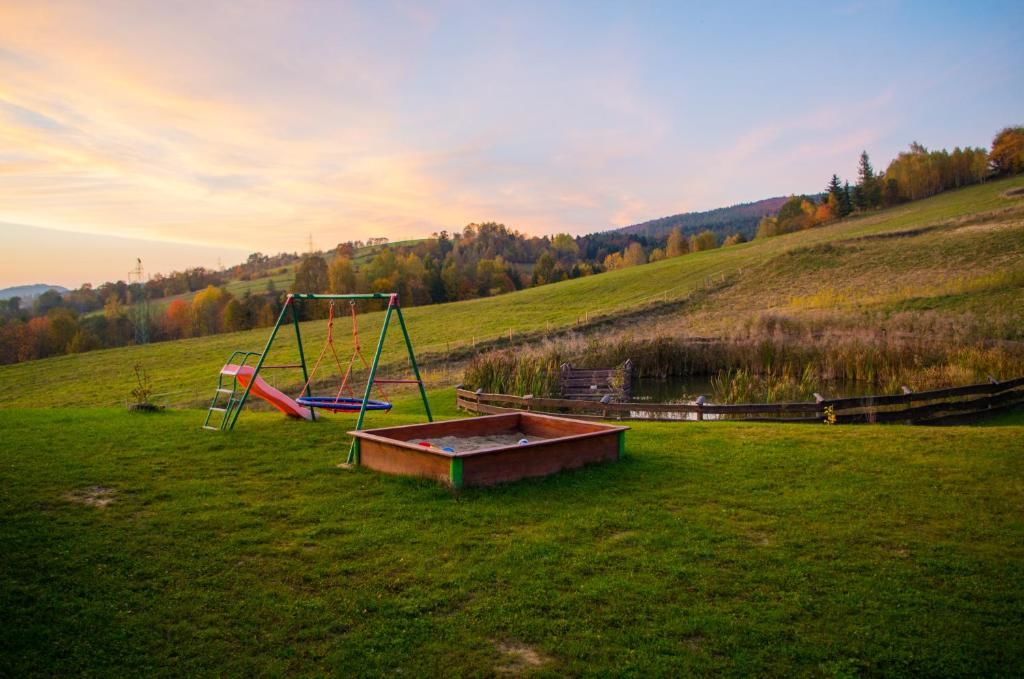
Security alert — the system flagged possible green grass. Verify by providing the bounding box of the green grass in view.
[2,391,1022,676]
[2,176,1022,409]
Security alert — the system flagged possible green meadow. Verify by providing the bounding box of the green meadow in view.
[2,391,1023,676]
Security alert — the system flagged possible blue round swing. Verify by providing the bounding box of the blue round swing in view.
[295,302,392,413]
[296,395,392,411]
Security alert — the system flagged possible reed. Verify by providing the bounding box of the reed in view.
[462,325,1024,403]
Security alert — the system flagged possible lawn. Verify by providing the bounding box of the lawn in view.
[2,391,1022,676]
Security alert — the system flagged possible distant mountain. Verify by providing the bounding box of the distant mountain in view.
[0,284,69,302]
[615,196,789,242]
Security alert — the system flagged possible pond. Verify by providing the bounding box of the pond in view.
[630,375,885,404]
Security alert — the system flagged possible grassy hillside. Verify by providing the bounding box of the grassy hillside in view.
[2,392,1022,676]
[1,177,1022,408]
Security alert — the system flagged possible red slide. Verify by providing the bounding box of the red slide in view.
[222,364,314,420]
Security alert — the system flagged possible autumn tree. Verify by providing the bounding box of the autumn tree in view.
[328,257,357,294]
[689,230,718,252]
[192,286,228,336]
[164,299,193,339]
[47,308,79,354]
[990,126,1024,176]
[666,227,688,257]
[622,242,647,267]
[602,252,624,270]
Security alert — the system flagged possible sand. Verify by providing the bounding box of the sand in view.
[409,431,546,453]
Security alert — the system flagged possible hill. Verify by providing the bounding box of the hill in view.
[0,283,68,301]
[0,176,1021,408]
[616,196,790,241]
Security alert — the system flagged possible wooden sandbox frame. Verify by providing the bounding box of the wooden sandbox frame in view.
[349,413,628,488]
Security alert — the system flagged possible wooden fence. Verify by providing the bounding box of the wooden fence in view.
[456,376,1024,425]
[559,360,632,401]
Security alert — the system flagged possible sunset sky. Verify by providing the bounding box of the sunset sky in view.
[1,1,1022,288]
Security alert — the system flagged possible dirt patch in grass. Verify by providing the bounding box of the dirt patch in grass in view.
[683,634,705,652]
[1004,187,1024,198]
[65,486,116,508]
[494,640,551,675]
[745,530,773,547]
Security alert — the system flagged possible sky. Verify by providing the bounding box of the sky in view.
[1,0,1022,288]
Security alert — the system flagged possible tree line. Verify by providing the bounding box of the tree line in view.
[756,126,1023,238]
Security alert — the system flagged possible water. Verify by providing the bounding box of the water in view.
[631,375,884,404]
[631,376,716,403]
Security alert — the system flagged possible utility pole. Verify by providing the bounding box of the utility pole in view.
[127,258,150,344]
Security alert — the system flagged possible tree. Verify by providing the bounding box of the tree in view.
[666,227,688,257]
[221,299,247,332]
[294,255,329,293]
[531,251,560,285]
[840,182,853,217]
[602,252,624,270]
[33,289,64,316]
[722,234,746,247]
[990,126,1024,176]
[293,254,329,318]
[756,216,779,239]
[192,286,228,335]
[855,151,880,210]
[164,299,193,339]
[622,242,647,267]
[46,308,79,354]
[689,230,719,251]
[328,257,356,294]
[550,233,579,262]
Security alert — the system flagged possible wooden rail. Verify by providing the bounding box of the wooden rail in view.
[456,376,1024,424]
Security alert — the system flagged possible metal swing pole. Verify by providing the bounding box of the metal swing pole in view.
[347,295,396,464]
[228,294,292,430]
[291,297,315,421]
[395,302,433,423]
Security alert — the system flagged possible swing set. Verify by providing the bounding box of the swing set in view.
[203,292,432,461]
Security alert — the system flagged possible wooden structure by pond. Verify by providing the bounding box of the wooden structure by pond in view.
[458,375,1024,425]
[560,360,632,401]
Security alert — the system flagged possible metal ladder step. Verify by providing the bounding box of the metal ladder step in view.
[209,407,228,412]
[202,425,220,431]
[216,388,234,394]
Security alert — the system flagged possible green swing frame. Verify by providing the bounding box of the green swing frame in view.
[205,292,432,464]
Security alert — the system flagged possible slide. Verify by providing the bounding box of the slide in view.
[222,364,314,421]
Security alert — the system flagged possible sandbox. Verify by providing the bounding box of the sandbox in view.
[349,413,628,488]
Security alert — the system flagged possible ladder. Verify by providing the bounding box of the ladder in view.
[202,351,262,431]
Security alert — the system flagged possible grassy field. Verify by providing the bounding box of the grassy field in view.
[2,390,1022,676]
[3,184,1023,675]
[2,177,1022,409]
